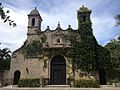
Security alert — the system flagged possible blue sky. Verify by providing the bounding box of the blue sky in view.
[0,0,120,51]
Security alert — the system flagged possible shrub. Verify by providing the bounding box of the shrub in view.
[107,79,120,85]
[75,79,99,88]
[18,78,40,87]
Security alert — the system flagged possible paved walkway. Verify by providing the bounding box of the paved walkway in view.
[0,86,120,90]
[0,88,120,90]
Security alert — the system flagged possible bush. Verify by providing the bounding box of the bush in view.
[18,78,40,87]
[107,79,120,85]
[75,79,99,88]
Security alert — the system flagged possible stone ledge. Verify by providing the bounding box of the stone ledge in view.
[45,85,70,88]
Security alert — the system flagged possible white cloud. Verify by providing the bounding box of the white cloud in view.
[92,16,114,36]
[91,15,119,45]
[0,0,119,51]
[0,8,27,51]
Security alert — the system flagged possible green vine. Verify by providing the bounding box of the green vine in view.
[43,47,73,59]
[22,40,43,57]
[68,22,111,75]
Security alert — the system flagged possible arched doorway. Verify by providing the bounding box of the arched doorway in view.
[50,55,66,85]
[13,70,21,85]
[99,68,106,85]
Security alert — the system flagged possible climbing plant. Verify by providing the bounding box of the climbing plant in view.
[22,40,43,57]
[43,47,73,59]
[68,22,111,77]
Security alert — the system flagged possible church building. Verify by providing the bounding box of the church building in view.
[3,5,99,86]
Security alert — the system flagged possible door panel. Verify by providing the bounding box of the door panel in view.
[50,55,66,85]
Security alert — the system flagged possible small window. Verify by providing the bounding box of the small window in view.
[83,16,86,22]
[32,18,35,26]
[57,38,60,43]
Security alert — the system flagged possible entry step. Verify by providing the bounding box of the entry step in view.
[45,85,70,88]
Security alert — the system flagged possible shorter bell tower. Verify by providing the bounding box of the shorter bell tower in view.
[77,5,92,29]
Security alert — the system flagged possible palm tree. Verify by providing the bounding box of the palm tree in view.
[0,48,11,70]
[0,48,11,86]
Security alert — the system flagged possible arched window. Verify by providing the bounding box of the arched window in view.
[32,18,35,26]
[57,38,60,43]
[83,16,86,22]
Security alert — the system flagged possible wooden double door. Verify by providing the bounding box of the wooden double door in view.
[50,55,66,85]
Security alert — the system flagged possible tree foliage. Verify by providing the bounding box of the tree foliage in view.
[105,39,120,80]
[0,48,11,70]
[0,3,16,27]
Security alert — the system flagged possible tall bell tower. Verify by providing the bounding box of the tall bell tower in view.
[27,7,42,34]
[27,7,42,42]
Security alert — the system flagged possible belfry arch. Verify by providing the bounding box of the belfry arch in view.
[32,18,35,26]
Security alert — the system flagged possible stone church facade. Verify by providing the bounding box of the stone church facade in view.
[3,5,95,85]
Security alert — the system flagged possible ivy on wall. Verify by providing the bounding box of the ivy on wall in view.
[22,40,43,57]
[67,22,111,76]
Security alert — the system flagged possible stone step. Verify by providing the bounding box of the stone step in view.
[45,85,70,88]
[1,87,120,90]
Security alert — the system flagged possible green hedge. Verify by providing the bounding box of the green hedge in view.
[75,79,99,88]
[18,78,40,87]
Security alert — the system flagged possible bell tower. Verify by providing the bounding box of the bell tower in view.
[77,5,92,29]
[27,7,42,34]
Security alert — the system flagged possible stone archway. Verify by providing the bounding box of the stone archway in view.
[50,55,66,85]
[13,70,21,85]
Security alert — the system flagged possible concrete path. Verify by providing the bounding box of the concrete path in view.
[0,86,120,90]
